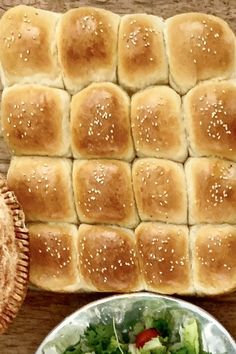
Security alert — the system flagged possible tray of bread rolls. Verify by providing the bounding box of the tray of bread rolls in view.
[0,4,236,296]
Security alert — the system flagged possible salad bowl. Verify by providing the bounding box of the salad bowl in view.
[36,293,236,354]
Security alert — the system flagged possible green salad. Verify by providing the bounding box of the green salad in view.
[62,307,212,354]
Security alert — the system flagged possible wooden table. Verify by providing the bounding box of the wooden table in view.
[0,0,236,353]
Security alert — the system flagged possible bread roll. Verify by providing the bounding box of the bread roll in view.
[118,14,168,91]
[135,222,192,294]
[185,157,236,224]
[78,224,142,292]
[29,223,79,292]
[0,5,63,88]
[73,160,139,228]
[165,13,236,94]
[7,157,77,223]
[132,158,187,223]
[57,7,119,94]
[1,5,236,297]
[191,224,236,295]
[131,86,187,162]
[71,82,134,160]
[1,85,70,157]
[184,80,236,162]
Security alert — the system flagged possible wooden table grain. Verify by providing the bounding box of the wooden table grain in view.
[0,0,236,353]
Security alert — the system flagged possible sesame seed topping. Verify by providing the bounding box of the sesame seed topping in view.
[196,89,234,151]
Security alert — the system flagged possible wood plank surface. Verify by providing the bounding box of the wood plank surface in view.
[0,1,235,353]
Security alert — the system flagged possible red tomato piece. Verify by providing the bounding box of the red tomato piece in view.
[135,328,160,348]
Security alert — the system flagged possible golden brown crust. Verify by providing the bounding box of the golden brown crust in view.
[132,158,187,223]
[73,160,139,228]
[1,85,70,157]
[118,14,168,91]
[191,224,236,295]
[71,82,134,160]
[135,222,192,294]
[166,13,236,94]
[0,174,29,334]
[0,5,62,87]
[184,80,236,162]
[57,7,119,93]
[185,157,236,224]
[1,6,236,298]
[28,223,79,292]
[7,157,77,223]
[131,86,187,161]
[78,224,142,292]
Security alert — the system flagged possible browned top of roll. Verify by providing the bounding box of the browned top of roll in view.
[73,159,139,228]
[131,86,187,162]
[0,5,61,85]
[1,85,70,156]
[29,223,79,292]
[78,224,142,292]
[57,7,119,91]
[71,82,134,160]
[132,158,187,224]
[118,14,168,90]
[191,224,236,295]
[184,80,236,162]
[166,13,235,93]
[136,222,192,294]
[7,157,77,223]
[186,157,236,224]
